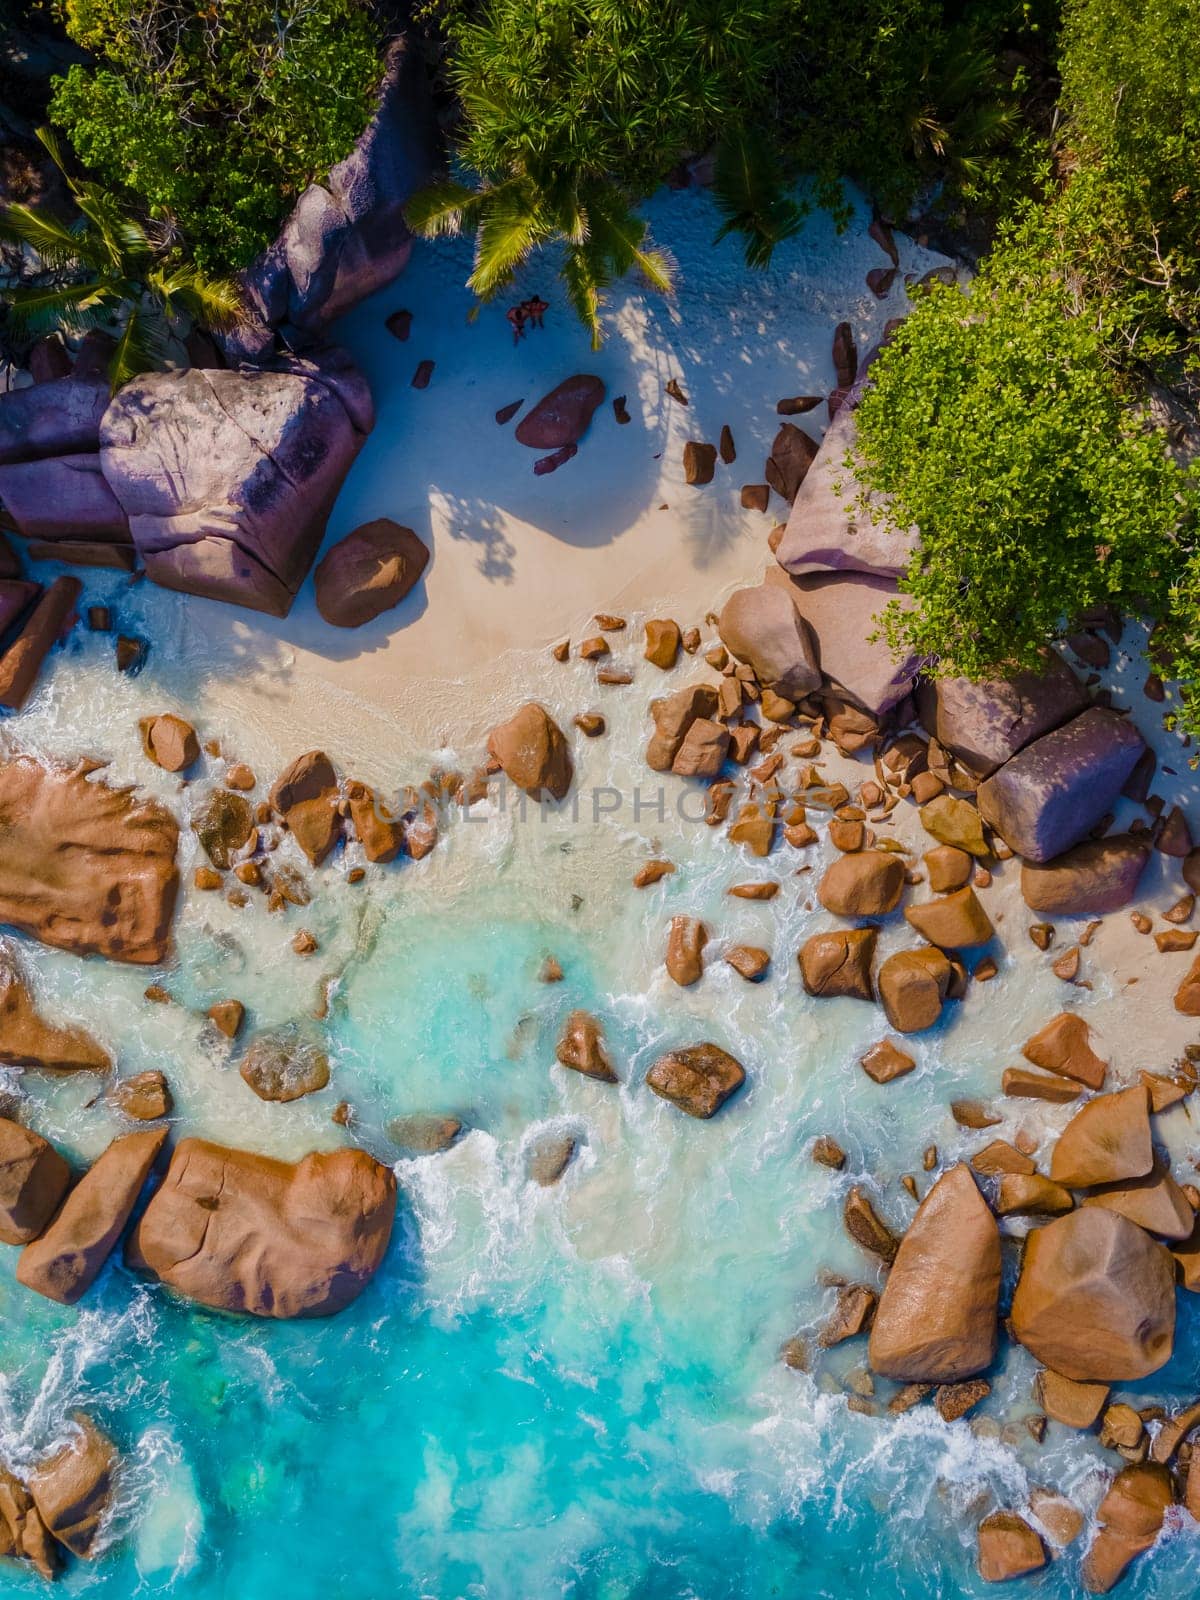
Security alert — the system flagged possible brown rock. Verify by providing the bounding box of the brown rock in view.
[728,803,775,856]
[869,1165,1000,1382]
[1010,1208,1175,1381]
[644,619,681,669]
[1173,952,1200,1014]
[765,422,818,502]
[17,1127,166,1303]
[526,1132,577,1187]
[0,757,178,964]
[194,865,222,890]
[0,1467,58,1578]
[683,441,717,485]
[1050,1086,1152,1187]
[936,1378,990,1420]
[193,787,254,869]
[1083,1159,1194,1240]
[646,683,719,771]
[666,916,707,985]
[555,1011,616,1082]
[996,1174,1074,1217]
[672,718,730,778]
[798,928,876,1000]
[925,846,973,893]
[920,796,989,856]
[127,1138,396,1317]
[1099,1402,1145,1452]
[633,860,674,888]
[0,1118,71,1245]
[1021,836,1150,916]
[488,703,573,800]
[877,947,952,1033]
[1081,1464,1173,1593]
[905,887,994,949]
[0,576,81,710]
[271,750,342,865]
[387,1114,462,1154]
[718,582,820,699]
[208,999,245,1039]
[515,375,605,449]
[977,1512,1047,1583]
[844,1187,898,1263]
[28,1413,115,1559]
[725,945,770,981]
[645,1043,745,1118]
[740,484,769,512]
[110,1070,172,1121]
[225,762,256,791]
[860,1039,915,1084]
[1036,1368,1109,1428]
[1022,1013,1106,1090]
[819,1284,877,1346]
[952,1100,1001,1129]
[0,948,110,1072]
[139,713,199,773]
[812,1135,846,1169]
[817,851,906,917]
[1002,1068,1083,1104]
[728,881,777,900]
[346,782,404,863]
[314,519,429,627]
[239,1028,330,1102]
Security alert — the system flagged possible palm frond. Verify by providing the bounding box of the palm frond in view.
[0,203,84,269]
[3,279,116,338]
[561,244,606,350]
[72,186,153,272]
[584,184,675,293]
[148,263,244,330]
[405,178,487,239]
[107,302,168,392]
[712,128,804,270]
[467,192,547,298]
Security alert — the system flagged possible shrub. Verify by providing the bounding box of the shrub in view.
[853,227,1197,682]
[49,0,384,274]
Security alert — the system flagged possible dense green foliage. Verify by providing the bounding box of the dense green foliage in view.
[48,0,383,274]
[855,243,1195,679]
[411,0,1049,337]
[1057,0,1200,376]
[851,0,1200,736]
[0,129,242,389]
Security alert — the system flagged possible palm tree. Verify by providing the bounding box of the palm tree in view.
[0,128,242,392]
[407,168,674,350]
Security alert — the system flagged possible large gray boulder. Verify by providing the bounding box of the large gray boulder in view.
[774,408,919,580]
[0,453,129,542]
[763,566,919,716]
[0,373,109,465]
[228,39,438,354]
[917,655,1090,778]
[977,707,1146,863]
[100,348,373,616]
[718,578,820,699]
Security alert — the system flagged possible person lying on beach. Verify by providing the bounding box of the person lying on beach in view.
[527,295,548,329]
[506,304,526,345]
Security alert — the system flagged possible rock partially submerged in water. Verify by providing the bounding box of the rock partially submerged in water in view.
[487,702,573,801]
[1021,834,1150,916]
[28,1414,116,1560]
[555,1011,616,1082]
[977,1512,1047,1583]
[1081,1464,1174,1593]
[0,947,111,1072]
[877,947,952,1033]
[0,1462,60,1577]
[798,928,876,1000]
[127,1138,397,1317]
[645,1043,745,1118]
[239,1028,330,1103]
[0,756,179,965]
[271,750,342,865]
[387,1113,463,1154]
[110,1070,172,1122]
[100,349,373,617]
[817,850,906,918]
[869,1165,1001,1382]
[1010,1208,1175,1381]
[192,787,255,870]
[976,707,1146,863]
[314,518,429,628]
[139,713,199,774]
[0,1118,71,1245]
[17,1127,167,1304]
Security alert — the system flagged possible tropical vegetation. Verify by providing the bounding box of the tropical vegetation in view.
[48,0,383,274]
[0,128,242,390]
